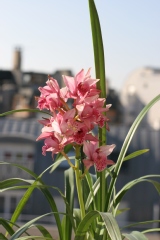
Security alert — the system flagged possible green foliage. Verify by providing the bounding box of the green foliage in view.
[75,211,122,240]
[0,108,51,117]
[0,218,15,236]
[106,94,160,211]
[63,167,75,239]
[123,231,148,240]
[123,149,149,161]
[9,213,54,240]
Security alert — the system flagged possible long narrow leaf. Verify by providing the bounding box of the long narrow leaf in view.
[64,167,75,239]
[0,218,15,236]
[0,161,38,179]
[15,236,54,240]
[0,178,34,190]
[0,109,51,117]
[122,219,160,230]
[34,224,53,238]
[123,231,148,240]
[36,183,64,240]
[85,172,96,210]
[0,233,8,240]
[89,0,106,97]
[142,228,160,233]
[88,0,107,212]
[85,166,115,210]
[124,149,149,161]
[111,175,160,210]
[9,213,54,240]
[107,94,160,210]
[10,180,38,226]
[37,180,77,239]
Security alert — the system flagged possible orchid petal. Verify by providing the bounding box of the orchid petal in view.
[63,75,75,94]
[100,144,116,156]
[36,132,53,141]
[83,159,94,170]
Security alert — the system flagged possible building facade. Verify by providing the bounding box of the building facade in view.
[0,52,160,228]
[121,67,160,129]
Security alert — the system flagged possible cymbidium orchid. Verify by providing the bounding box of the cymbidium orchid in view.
[36,69,115,173]
[83,141,115,171]
[1,1,160,238]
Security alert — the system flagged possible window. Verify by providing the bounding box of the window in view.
[16,152,23,160]
[0,196,4,213]
[4,152,11,159]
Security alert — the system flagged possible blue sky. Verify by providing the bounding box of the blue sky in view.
[1,0,160,91]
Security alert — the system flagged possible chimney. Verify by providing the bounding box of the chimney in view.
[12,47,22,87]
[13,47,21,70]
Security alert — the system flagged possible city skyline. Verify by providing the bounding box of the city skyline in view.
[1,0,160,91]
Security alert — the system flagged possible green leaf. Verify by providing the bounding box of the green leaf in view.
[36,183,64,240]
[85,166,115,210]
[10,180,38,226]
[85,172,96,210]
[75,211,122,240]
[3,168,73,240]
[15,237,53,240]
[37,180,77,239]
[9,213,54,240]
[0,218,15,236]
[0,161,38,179]
[0,185,33,192]
[34,224,53,238]
[73,208,81,229]
[0,108,51,117]
[0,233,8,240]
[88,0,106,98]
[112,175,160,210]
[0,178,34,190]
[107,94,160,210]
[122,220,160,230]
[123,231,148,240]
[124,149,149,161]
[44,159,66,174]
[142,228,160,233]
[50,157,74,173]
[116,208,130,216]
[64,167,75,239]
[2,178,63,238]
[88,0,107,214]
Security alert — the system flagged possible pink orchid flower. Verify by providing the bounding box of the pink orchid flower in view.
[76,99,111,129]
[36,69,114,162]
[83,141,115,172]
[37,76,69,112]
[41,132,72,157]
[63,69,99,100]
[72,127,98,145]
[51,109,84,137]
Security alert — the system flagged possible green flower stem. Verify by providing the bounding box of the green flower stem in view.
[61,151,75,169]
[75,145,86,220]
[99,171,106,211]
